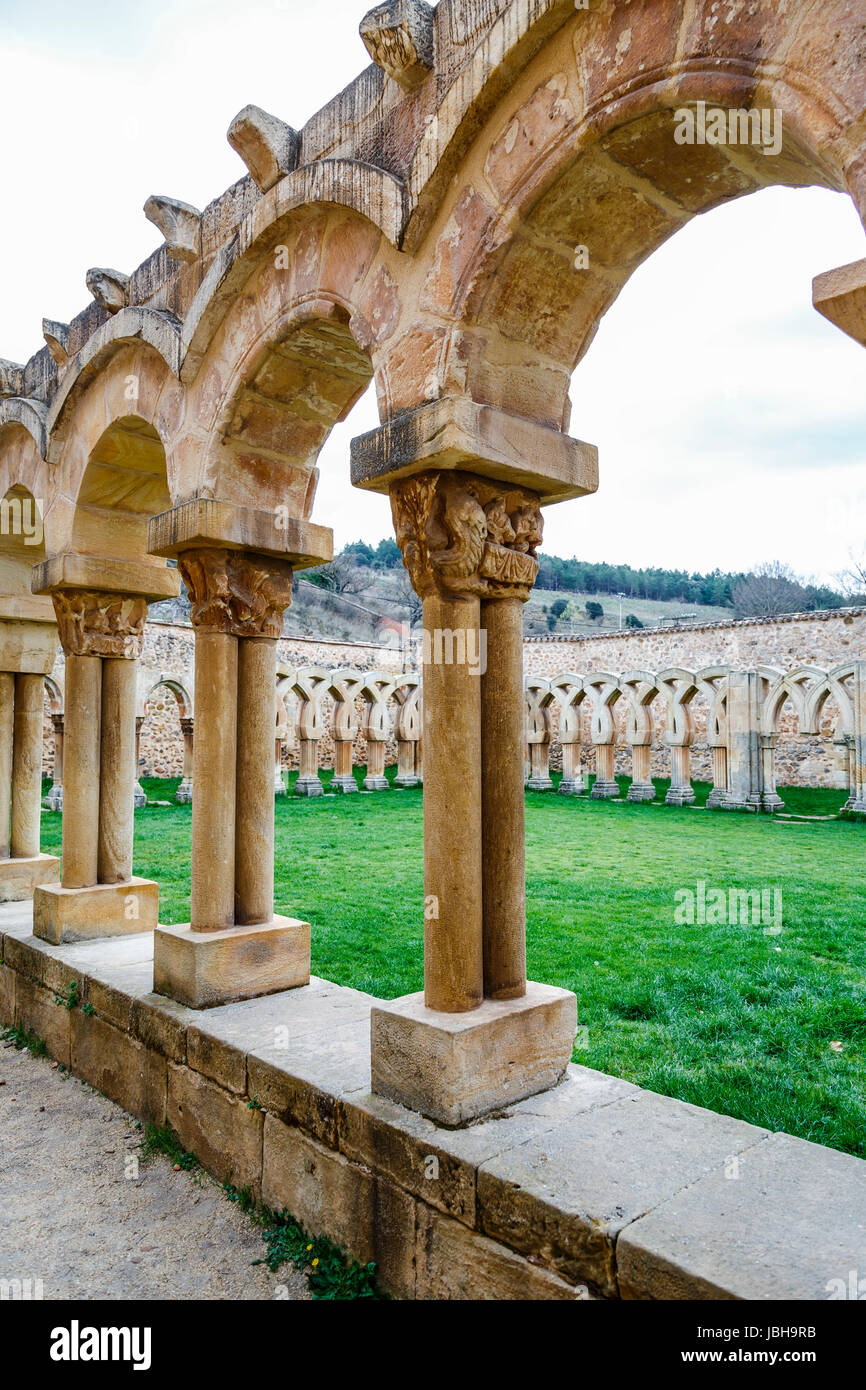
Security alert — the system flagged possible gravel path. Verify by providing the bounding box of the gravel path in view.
[0,1040,307,1301]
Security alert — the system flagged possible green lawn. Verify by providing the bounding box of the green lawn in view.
[40,773,866,1159]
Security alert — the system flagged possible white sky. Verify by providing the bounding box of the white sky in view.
[1,0,864,585]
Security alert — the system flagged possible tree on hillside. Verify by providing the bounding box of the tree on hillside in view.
[586,601,604,623]
[731,562,810,618]
[305,553,369,596]
[625,613,643,629]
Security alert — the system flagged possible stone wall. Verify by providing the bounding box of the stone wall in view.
[43,623,407,781]
[40,609,865,789]
[525,609,865,789]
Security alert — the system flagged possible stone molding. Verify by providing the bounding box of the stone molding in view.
[178,548,294,638]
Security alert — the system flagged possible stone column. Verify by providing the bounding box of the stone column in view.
[706,744,728,809]
[152,544,312,1008]
[421,588,483,1011]
[328,671,363,793]
[394,680,421,788]
[481,594,526,1001]
[0,671,14,857]
[666,743,695,806]
[524,677,554,792]
[721,671,763,811]
[559,739,585,795]
[236,637,277,923]
[274,738,287,796]
[30,563,176,944]
[362,676,393,792]
[849,662,866,813]
[46,713,64,811]
[175,717,194,803]
[627,743,655,802]
[61,653,102,889]
[760,734,784,812]
[552,680,586,796]
[294,670,328,798]
[364,448,580,1126]
[133,715,147,808]
[592,741,619,798]
[0,600,61,902]
[10,673,44,859]
[98,658,137,882]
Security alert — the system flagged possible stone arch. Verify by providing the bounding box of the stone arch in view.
[179,204,400,510]
[45,346,182,564]
[391,0,866,430]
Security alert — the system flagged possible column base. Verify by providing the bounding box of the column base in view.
[665,787,696,806]
[363,776,389,792]
[557,777,586,796]
[762,793,785,813]
[627,781,656,803]
[330,775,359,793]
[33,877,159,944]
[591,779,620,799]
[43,786,63,812]
[133,783,147,809]
[705,788,726,809]
[394,775,421,788]
[294,776,323,798]
[274,775,287,798]
[153,915,311,1009]
[717,793,761,813]
[371,982,577,1127]
[0,853,61,903]
[526,775,554,792]
[174,779,193,804]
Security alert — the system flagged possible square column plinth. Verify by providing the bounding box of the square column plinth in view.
[153,917,311,1009]
[371,982,578,1127]
[33,878,159,944]
[0,853,61,903]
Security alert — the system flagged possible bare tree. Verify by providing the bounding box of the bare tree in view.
[305,552,370,596]
[731,562,810,619]
[837,547,866,599]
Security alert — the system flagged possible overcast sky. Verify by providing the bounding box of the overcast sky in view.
[2,0,864,584]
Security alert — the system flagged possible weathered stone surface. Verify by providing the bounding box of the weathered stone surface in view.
[0,961,15,1024]
[340,1064,637,1227]
[261,1113,417,1296]
[167,1061,263,1194]
[12,975,71,1065]
[477,1091,769,1297]
[132,993,190,1065]
[618,1132,866,1301]
[227,105,300,193]
[70,1009,167,1125]
[33,879,159,945]
[143,195,201,263]
[813,257,866,348]
[414,1204,592,1301]
[0,854,60,903]
[153,917,311,1009]
[371,982,578,1126]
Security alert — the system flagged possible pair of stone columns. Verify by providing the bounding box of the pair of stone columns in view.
[349,397,598,1124]
[146,498,332,1008]
[0,598,61,901]
[31,558,179,942]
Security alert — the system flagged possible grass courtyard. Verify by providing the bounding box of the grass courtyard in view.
[40,774,865,1160]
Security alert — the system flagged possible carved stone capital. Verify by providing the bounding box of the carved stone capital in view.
[52,590,148,659]
[178,548,293,637]
[389,471,542,602]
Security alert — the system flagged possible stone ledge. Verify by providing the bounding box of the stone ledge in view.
[2,903,864,1301]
